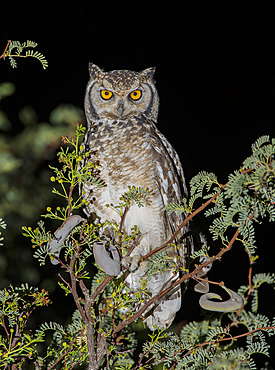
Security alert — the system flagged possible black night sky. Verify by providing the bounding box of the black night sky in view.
[1,3,275,365]
[2,6,275,179]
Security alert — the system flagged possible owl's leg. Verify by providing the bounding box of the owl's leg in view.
[122,255,141,272]
[122,234,150,272]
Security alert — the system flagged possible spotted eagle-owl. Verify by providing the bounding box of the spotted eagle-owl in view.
[81,63,193,330]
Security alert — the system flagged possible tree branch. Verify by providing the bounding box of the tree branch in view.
[114,226,240,334]
[0,40,10,60]
[141,183,226,261]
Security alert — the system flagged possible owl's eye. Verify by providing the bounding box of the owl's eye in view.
[100,90,113,100]
[129,90,142,101]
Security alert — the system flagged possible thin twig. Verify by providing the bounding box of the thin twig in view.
[149,324,275,368]
[0,40,10,60]
[192,275,225,287]
[118,206,129,249]
[67,186,74,217]
[68,253,87,323]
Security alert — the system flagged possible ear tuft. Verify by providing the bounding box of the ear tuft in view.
[89,63,105,80]
[140,67,156,81]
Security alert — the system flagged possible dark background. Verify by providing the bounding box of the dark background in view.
[2,5,275,178]
[1,3,275,366]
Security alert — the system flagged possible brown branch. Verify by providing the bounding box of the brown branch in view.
[67,249,98,368]
[91,275,114,302]
[192,275,225,287]
[47,330,85,370]
[0,40,10,60]
[116,210,255,334]
[118,206,129,250]
[232,249,255,320]
[142,168,254,262]
[141,184,226,262]
[184,325,275,358]
[67,253,87,323]
[67,186,74,217]
[149,325,275,368]
[114,226,240,334]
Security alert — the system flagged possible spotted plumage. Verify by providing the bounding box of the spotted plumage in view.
[80,64,193,330]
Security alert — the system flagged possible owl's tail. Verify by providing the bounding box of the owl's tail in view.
[144,284,182,330]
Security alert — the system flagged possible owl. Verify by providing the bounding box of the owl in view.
[80,63,193,330]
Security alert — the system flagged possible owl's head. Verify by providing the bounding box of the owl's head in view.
[85,63,159,127]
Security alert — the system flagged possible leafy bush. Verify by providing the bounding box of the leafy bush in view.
[1,124,274,369]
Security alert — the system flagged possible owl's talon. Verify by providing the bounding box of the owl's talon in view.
[122,255,140,272]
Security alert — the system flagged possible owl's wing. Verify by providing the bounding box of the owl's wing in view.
[149,123,193,264]
[154,126,188,199]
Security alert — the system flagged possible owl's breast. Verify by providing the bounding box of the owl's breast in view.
[82,119,171,237]
[88,119,159,188]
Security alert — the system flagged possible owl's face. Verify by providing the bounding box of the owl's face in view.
[85,64,159,126]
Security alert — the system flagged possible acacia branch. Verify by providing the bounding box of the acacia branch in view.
[67,250,98,368]
[141,183,226,261]
[142,168,254,262]
[0,40,10,60]
[114,226,240,334]
[149,325,275,368]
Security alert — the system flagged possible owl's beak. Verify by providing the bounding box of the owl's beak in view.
[117,101,124,117]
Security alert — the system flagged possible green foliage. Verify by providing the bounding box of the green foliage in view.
[46,123,104,220]
[1,40,48,69]
[0,283,51,368]
[1,121,275,368]
[185,136,275,259]
[137,310,274,369]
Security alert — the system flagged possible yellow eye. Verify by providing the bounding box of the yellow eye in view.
[129,90,142,101]
[100,90,113,100]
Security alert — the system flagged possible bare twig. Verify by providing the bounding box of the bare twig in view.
[0,40,10,60]
[67,186,74,217]
[118,206,129,249]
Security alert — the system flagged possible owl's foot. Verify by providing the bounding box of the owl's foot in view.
[122,255,140,272]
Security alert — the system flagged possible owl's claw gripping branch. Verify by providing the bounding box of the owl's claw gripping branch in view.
[199,286,244,312]
[49,215,84,265]
[93,242,121,276]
